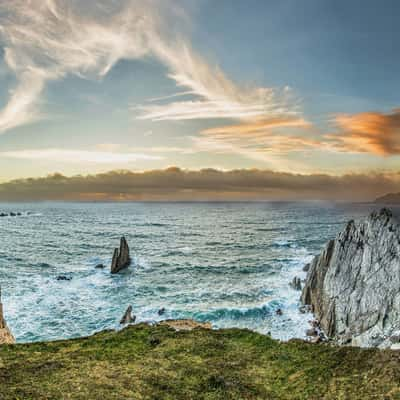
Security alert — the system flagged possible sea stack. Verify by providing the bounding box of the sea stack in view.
[111,237,131,274]
[0,288,15,345]
[301,208,400,348]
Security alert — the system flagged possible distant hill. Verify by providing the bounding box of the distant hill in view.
[375,192,400,203]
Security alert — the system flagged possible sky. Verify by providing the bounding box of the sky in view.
[0,0,399,200]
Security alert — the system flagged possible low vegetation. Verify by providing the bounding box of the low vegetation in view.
[0,324,399,399]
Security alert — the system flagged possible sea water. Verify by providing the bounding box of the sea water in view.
[0,201,383,343]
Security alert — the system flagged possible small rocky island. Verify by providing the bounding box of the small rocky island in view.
[111,237,131,274]
[301,208,400,348]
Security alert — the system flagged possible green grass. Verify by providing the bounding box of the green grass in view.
[0,324,400,399]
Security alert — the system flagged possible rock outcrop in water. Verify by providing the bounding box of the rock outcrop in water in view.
[0,212,22,217]
[111,237,131,274]
[120,305,136,325]
[301,208,400,348]
[0,288,15,345]
[289,276,302,291]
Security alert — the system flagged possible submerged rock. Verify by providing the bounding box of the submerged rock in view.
[111,237,131,274]
[301,208,400,348]
[158,307,166,316]
[0,288,15,345]
[56,275,71,281]
[95,263,106,269]
[120,305,136,325]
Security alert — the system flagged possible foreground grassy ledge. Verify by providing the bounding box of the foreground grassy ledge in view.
[1,324,400,400]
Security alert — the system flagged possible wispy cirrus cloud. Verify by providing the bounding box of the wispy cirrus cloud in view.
[0,0,176,132]
[1,149,162,164]
[135,43,298,121]
[0,0,299,135]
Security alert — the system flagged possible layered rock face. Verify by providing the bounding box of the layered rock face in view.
[111,237,131,274]
[301,208,400,348]
[0,290,15,345]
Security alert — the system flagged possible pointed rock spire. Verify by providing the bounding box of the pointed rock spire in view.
[120,305,136,325]
[111,237,131,274]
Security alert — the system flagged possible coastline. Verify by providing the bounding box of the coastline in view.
[1,323,400,399]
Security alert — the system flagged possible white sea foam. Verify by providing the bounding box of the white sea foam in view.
[0,201,375,343]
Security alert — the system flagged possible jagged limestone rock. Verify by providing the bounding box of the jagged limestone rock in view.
[111,237,131,274]
[0,288,15,345]
[301,208,400,348]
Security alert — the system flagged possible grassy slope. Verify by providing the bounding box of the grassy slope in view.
[0,324,400,400]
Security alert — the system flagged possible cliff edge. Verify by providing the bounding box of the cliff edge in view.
[301,208,400,348]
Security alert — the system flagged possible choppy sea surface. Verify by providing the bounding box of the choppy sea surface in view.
[0,201,386,343]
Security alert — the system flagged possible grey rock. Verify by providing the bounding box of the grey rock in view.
[310,335,322,344]
[0,288,15,344]
[390,334,400,343]
[111,237,131,274]
[95,263,106,269]
[289,276,302,291]
[306,328,318,337]
[56,275,71,281]
[301,208,400,348]
[303,263,310,272]
[276,308,283,316]
[120,305,136,325]
[158,307,166,316]
[299,305,311,314]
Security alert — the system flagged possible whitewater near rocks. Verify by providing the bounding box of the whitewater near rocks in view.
[302,208,400,348]
[1,202,399,344]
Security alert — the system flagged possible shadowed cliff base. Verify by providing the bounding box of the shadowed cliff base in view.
[0,168,399,201]
[1,324,400,400]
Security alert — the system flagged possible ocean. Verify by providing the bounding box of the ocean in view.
[0,201,384,343]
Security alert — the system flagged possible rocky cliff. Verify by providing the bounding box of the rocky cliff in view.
[375,192,400,204]
[0,289,15,344]
[301,208,400,348]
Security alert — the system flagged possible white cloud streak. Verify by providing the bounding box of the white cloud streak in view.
[0,0,166,132]
[1,149,162,163]
[137,42,298,121]
[0,0,298,134]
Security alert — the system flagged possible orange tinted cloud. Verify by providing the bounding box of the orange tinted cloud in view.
[202,117,311,136]
[331,108,400,155]
[199,117,317,156]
